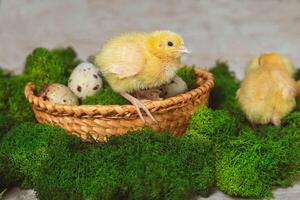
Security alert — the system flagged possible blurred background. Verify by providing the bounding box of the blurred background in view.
[1,0,300,79]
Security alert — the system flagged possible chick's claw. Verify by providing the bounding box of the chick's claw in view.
[120,92,157,123]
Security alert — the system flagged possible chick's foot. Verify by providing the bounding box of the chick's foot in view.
[120,92,157,123]
[271,116,281,126]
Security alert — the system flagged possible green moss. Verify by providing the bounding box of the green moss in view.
[216,124,300,199]
[0,123,74,189]
[0,113,15,140]
[33,129,215,200]
[188,106,237,144]
[209,62,239,109]
[7,75,35,123]
[209,62,247,128]
[0,68,12,112]
[0,79,9,113]
[295,98,300,111]
[176,66,197,89]
[0,73,35,124]
[0,47,79,123]
[24,48,68,91]
[0,69,17,143]
[0,68,12,78]
[82,85,128,105]
[51,47,80,76]
[282,110,300,129]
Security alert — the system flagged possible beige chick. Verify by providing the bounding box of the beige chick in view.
[95,30,189,122]
[237,53,297,126]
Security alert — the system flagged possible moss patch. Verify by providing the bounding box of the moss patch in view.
[0,47,80,127]
[0,123,215,200]
[176,66,197,89]
[82,84,128,105]
[51,47,80,77]
[216,125,300,199]
[209,62,239,110]
[0,123,72,189]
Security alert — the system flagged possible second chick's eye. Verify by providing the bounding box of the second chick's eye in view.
[167,41,173,47]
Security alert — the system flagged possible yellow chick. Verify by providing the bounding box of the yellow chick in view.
[237,53,297,126]
[95,30,189,122]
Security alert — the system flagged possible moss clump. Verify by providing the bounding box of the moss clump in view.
[0,68,12,112]
[295,98,300,111]
[0,68,12,78]
[0,47,79,123]
[282,111,300,129]
[176,66,197,89]
[209,62,239,110]
[188,106,237,144]
[24,47,78,91]
[0,113,15,140]
[0,70,17,142]
[6,75,35,123]
[82,85,128,105]
[0,77,9,113]
[0,74,35,123]
[32,129,214,200]
[216,125,300,199]
[0,123,74,189]
[51,47,80,76]
[209,62,247,129]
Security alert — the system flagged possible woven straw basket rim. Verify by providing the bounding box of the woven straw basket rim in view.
[24,68,214,119]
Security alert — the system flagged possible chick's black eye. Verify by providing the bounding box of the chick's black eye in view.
[167,41,173,47]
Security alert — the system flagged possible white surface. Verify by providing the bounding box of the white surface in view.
[1,0,300,199]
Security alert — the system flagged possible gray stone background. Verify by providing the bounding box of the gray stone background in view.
[1,0,300,199]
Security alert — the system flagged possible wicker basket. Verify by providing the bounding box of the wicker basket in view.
[24,68,214,142]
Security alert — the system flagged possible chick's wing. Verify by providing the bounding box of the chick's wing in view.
[108,42,144,79]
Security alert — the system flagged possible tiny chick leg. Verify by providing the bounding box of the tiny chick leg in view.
[120,92,157,123]
[250,122,257,129]
[271,115,281,126]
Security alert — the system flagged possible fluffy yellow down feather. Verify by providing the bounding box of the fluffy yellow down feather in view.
[237,53,297,126]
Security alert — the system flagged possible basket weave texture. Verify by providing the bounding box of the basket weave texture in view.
[24,68,214,142]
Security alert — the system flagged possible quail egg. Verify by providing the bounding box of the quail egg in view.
[39,83,79,105]
[68,62,103,99]
[161,76,188,98]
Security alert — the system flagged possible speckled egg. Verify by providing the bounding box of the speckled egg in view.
[39,83,79,105]
[68,62,103,99]
[161,76,188,98]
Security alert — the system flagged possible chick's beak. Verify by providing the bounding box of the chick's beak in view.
[178,46,191,54]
